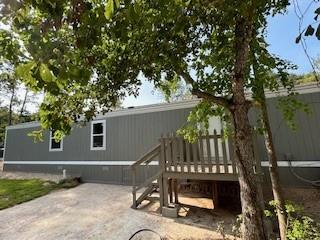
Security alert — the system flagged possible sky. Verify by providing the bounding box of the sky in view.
[123,1,320,107]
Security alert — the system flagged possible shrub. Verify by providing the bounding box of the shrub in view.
[266,200,320,240]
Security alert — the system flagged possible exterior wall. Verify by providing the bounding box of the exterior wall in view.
[4,90,320,187]
[250,92,320,187]
[4,164,159,185]
[4,107,192,184]
[5,108,191,162]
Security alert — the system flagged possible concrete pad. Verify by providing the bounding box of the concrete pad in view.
[0,183,230,240]
[162,205,179,218]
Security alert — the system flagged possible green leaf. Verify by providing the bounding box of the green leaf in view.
[316,24,320,40]
[315,7,320,15]
[15,62,41,91]
[114,0,120,9]
[16,61,36,79]
[39,63,55,82]
[128,5,137,21]
[305,25,315,36]
[104,0,114,20]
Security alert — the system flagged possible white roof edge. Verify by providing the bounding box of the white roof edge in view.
[6,121,41,130]
[95,98,200,119]
[6,82,320,130]
[261,82,320,98]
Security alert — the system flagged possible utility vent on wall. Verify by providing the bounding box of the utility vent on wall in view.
[102,166,109,171]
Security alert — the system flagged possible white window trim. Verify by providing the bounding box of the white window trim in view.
[49,130,63,152]
[90,119,106,151]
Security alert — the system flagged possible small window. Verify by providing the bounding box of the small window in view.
[49,130,63,152]
[91,120,106,150]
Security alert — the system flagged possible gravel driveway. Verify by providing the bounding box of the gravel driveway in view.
[0,183,226,240]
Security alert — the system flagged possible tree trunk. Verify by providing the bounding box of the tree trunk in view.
[19,89,28,120]
[260,94,287,240]
[230,14,268,240]
[230,92,267,240]
[251,46,287,239]
[8,87,15,126]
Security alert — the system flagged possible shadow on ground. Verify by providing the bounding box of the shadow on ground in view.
[138,192,240,237]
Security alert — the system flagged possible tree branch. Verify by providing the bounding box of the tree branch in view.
[177,70,231,109]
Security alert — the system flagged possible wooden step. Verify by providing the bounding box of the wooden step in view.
[133,184,158,208]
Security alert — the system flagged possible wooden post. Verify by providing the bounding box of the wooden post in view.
[179,137,184,173]
[192,142,198,173]
[221,129,229,174]
[163,176,169,207]
[174,179,179,204]
[206,132,213,173]
[132,167,137,209]
[228,138,237,174]
[160,135,168,208]
[199,131,205,173]
[213,130,220,173]
[168,178,173,203]
[158,175,164,212]
[166,133,173,172]
[186,141,191,173]
[172,135,178,172]
[212,181,219,209]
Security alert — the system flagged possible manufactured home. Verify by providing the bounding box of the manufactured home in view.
[3,84,320,203]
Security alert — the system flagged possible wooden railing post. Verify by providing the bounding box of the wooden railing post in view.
[132,167,137,209]
[213,130,220,173]
[221,129,229,174]
[199,131,205,173]
[228,137,237,174]
[205,131,213,173]
[160,135,168,207]
[179,137,185,173]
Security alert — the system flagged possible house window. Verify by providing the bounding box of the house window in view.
[91,120,106,150]
[49,130,63,152]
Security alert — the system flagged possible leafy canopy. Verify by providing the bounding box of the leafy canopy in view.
[0,0,306,139]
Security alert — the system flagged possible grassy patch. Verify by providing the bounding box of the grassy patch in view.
[0,178,79,210]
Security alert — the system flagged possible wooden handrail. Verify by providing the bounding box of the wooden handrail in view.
[131,143,161,168]
[135,170,163,192]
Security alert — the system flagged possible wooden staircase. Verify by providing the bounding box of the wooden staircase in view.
[131,131,262,212]
[131,143,163,209]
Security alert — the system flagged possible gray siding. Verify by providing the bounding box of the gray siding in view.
[4,164,159,185]
[261,167,320,188]
[4,92,320,186]
[5,108,192,162]
[251,92,320,162]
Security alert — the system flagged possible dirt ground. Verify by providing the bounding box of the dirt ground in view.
[0,170,319,240]
[0,183,236,240]
[0,170,63,183]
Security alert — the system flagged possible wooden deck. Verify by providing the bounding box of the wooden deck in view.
[131,130,262,212]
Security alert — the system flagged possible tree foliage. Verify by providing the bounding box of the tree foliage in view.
[0,0,295,134]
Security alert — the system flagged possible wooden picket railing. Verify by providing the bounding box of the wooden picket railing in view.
[159,130,261,176]
[160,130,233,175]
[131,130,262,209]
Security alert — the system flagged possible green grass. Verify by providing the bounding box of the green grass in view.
[0,179,70,210]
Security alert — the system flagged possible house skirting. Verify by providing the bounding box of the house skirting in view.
[3,160,320,187]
